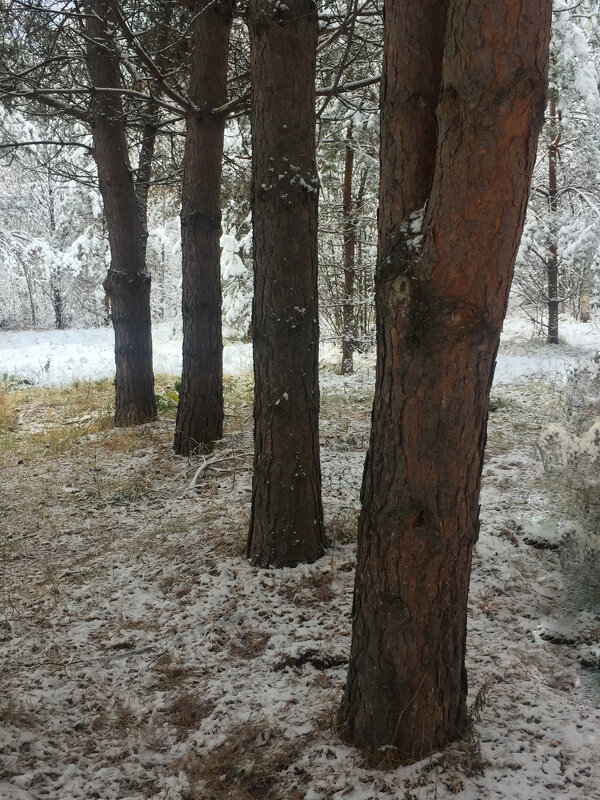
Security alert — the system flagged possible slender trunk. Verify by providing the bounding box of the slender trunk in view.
[247,0,325,567]
[353,167,370,347]
[341,127,356,375]
[47,170,65,330]
[22,265,37,326]
[136,108,159,254]
[51,283,64,330]
[340,0,551,758]
[547,98,560,344]
[581,280,591,322]
[86,0,156,426]
[174,0,233,455]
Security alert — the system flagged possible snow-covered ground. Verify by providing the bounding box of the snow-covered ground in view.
[0,313,599,800]
[0,323,252,386]
[2,314,600,387]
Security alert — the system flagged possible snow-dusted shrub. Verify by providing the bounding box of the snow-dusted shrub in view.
[539,421,600,470]
[221,226,252,339]
[538,354,600,536]
[147,215,181,323]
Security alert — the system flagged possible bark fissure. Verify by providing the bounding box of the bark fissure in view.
[247,0,325,567]
[85,0,156,426]
[340,0,551,758]
[174,0,234,455]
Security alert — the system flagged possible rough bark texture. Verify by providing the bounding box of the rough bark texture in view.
[86,0,156,426]
[247,0,326,567]
[174,0,233,455]
[339,0,551,758]
[378,0,448,235]
[136,110,159,253]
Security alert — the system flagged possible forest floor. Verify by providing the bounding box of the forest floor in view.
[0,315,599,799]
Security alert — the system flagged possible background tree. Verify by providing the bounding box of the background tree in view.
[339,0,552,758]
[316,0,381,373]
[85,0,157,424]
[0,0,189,422]
[246,0,326,567]
[514,1,600,341]
[319,119,378,374]
[0,110,108,329]
[173,0,235,455]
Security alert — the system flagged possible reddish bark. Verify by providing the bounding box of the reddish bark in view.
[339,0,552,758]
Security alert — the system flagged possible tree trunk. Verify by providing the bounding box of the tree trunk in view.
[51,282,65,330]
[22,264,37,327]
[341,127,356,375]
[546,98,560,344]
[354,167,370,347]
[47,169,65,330]
[581,281,591,322]
[247,0,326,568]
[174,0,233,455]
[86,0,156,426]
[339,0,551,759]
[135,108,159,255]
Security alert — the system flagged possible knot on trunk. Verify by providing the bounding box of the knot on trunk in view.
[103,268,150,297]
[180,210,222,232]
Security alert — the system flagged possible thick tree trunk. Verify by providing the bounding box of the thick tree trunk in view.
[174,0,233,455]
[247,0,326,567]
[86,0,156,426]
[339,0,551,758]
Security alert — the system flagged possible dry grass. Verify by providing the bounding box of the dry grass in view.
[0,379,115,460]
[278,570,336,606]
[0,374,188,462]
[169,691,215,740]
[168,721,304,800]
[0,390,17,434]
[228,629,271,660]
[223,373,254,434]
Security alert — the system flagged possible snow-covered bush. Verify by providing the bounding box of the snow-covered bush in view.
[0,146,109,329]
[538,354,600,535]
[221,224,252,340]
[147,212,181,324]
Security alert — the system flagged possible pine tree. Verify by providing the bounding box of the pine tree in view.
[246,0,326,567]
[514,2,600,340]
[339,0,552,758]
[173,0,235,455]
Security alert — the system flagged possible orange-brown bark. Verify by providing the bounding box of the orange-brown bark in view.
[340,0,552,757]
